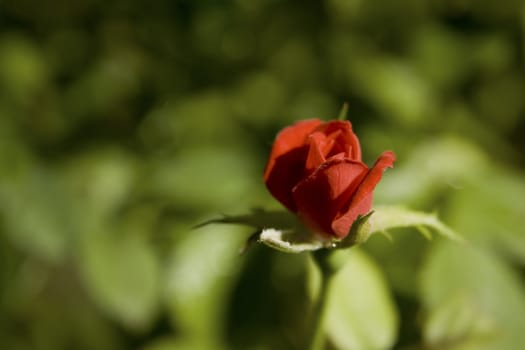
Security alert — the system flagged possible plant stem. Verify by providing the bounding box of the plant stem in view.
[337,102,349,121]
[308,249,337,350]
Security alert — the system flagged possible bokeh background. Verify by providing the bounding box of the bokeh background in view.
[1,0,525,349]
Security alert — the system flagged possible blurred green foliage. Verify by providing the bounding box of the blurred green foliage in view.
[1,0,525,349]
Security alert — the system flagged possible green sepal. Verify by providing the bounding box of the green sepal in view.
[337,211,375,248]
[197,205,462,254]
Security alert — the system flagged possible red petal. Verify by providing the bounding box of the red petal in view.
[264,119,322,211]
[331,151,396,237]
[316,121,362,161]
[305,132,328,172]
[292,159,368,236]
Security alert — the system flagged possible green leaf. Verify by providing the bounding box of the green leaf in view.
[420,242,525,350]
[423,292,497,349]
[165,224,246,347]
[79,225,160,330]
[0,165,71,263]
[196,209,298,231]
[141,337,211,350]
[375,137,488,206]
[347,55,433,126]
[322,249,399,350]
[338,206,462,249]
[146,147,258,212]
[367,205,463,243]
[447,167,525,264]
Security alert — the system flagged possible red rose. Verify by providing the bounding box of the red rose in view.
[263,119,395,238]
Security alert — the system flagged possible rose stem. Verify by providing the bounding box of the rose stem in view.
[307,249,337,350]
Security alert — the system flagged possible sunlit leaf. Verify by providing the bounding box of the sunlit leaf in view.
[165,224,246,347]
[141,337,214,350]
[420,242,525,350]
[366,205,463,243]
[146,147,259,212]
[322,249,399,350]
[0,34,49,102]
[376,137,488,206]
[348,55,434,126]
[424,293,497,349]
[447,167,525,264]
[0,164,71,263]
[79,225,160,330]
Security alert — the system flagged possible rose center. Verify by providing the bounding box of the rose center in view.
[305,130,353,172]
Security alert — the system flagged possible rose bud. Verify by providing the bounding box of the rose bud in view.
[263,119,395,239]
